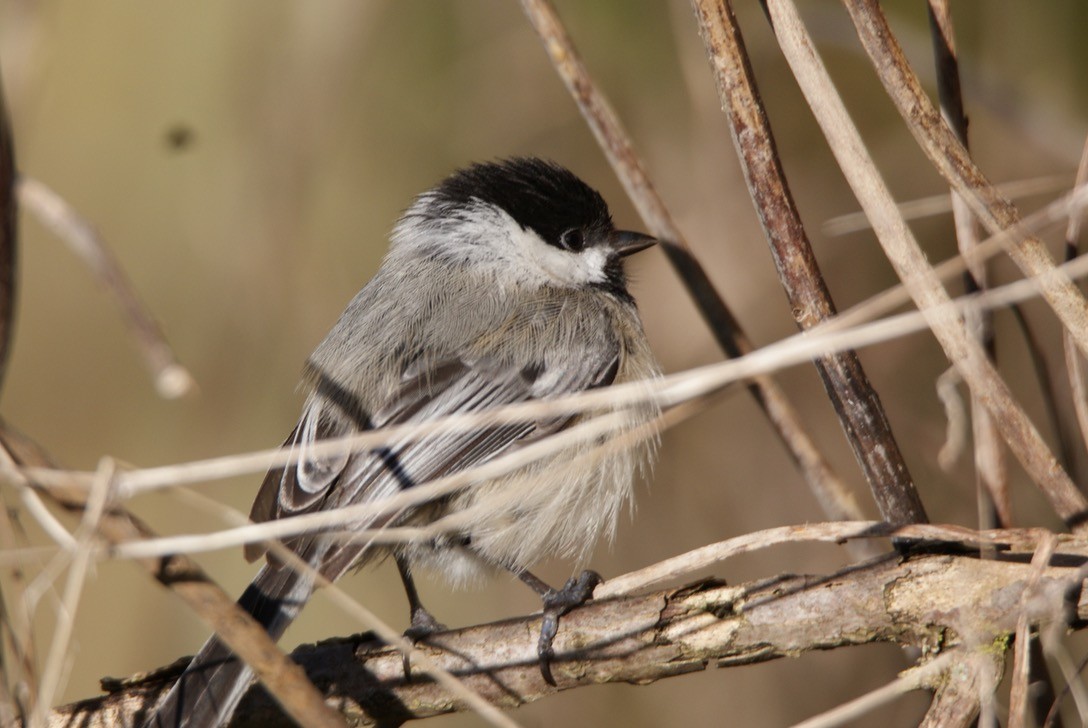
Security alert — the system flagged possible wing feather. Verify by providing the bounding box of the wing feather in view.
[247,316,623,574]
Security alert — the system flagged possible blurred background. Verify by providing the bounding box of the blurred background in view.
[1,1,1086,725]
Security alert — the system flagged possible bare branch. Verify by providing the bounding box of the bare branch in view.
[761,0,1088,532]
[518,0,860,527]
[0,62,17,393]
[0,430,344,728]
[43,543,1088,727]
[688,0,923,526]
[927,0,1010,528]
[17,177,194,399]
[840,0,1088,360]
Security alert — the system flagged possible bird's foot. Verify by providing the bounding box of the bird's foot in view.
[537,569,602,686]
[401,607,447,680]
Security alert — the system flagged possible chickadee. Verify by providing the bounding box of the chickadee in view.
[148,158,660,727]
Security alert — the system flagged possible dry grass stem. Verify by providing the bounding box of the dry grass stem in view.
[841,0,1088,361]
[1008,532,1058,728]
[16,178,194,399]
[0,431,344,728]
[829,181,1088,334]
[175,489,521,728]
[763,0,1088,532]
[31,460,116,726]
[822,174,1076,236]
[927,0,1009,530]
[519,0,859,526]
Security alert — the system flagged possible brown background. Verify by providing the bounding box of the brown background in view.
[2,1,1087,725]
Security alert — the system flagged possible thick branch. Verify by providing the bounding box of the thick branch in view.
[47,547,1088,727]
[689,0,924,525]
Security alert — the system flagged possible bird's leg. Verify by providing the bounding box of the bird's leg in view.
[397,556,445,637]
[396,556,446,680]
[517,568,603,686]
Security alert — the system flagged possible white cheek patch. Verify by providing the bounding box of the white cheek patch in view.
[506,224,609,287]
[393,200,612,287]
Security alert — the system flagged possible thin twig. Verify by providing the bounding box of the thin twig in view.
[596,520,1049,599]
[841,0,1088,361]
[1009,532,1058,728]
[174,489,521,728]
[0,429,345,728]
[0,66,16,392]
[927,0,1010,528]
[793,652,958,728]
[830,181,1088,334]
[1063,133,1088,474]
[519,0,860,527]
[17,178,194,399]
[823,174,1075,236]
[761,0,1088,533]
[31,460,116,725]
[1009,303,1079,479]
[688,0,923,526]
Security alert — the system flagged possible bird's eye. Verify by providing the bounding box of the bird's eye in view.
[559,228,585,251]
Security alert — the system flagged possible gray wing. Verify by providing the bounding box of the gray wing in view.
[245,346,621,574]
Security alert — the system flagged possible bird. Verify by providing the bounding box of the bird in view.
[146,157,660,727]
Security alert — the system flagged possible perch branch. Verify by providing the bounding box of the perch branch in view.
[43,538,1088,727]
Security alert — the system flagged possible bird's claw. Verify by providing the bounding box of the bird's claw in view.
[401,607,447,681]
[537,570,602,685]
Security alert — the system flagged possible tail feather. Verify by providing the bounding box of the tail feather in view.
[145,564,315,728]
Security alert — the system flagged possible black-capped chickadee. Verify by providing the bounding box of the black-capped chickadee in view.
[148,158,660,727]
